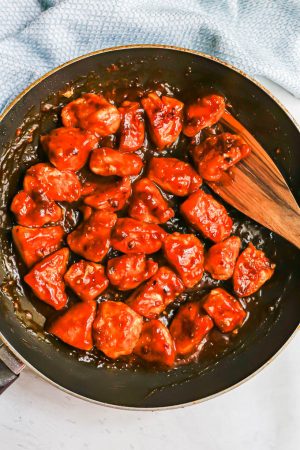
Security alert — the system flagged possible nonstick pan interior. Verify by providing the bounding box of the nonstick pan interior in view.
[0,46,299,409]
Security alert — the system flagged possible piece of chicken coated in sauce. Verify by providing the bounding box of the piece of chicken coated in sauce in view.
[23,163,81,202]
[129,178,174,224]
[163,232,204,288]
[93,301,143,359]
[203,288,246,333]
[61,93,121,137]
[111,218,167,254]
[107,253,158,291]
[24,248,69,310]
[233,243,275,297]
[89,147,143,177]
[12,225,64,267]
[11,191,62,227]
[183,94,225,137]
[192,133,251,181]
[126,266,184,319]
[204,236,241,280]
[141,93,184,149]
[119,101,145,152]
[170,301,213,356]
[134,319,175,367]
[82,177,131,212]
[49,301,96,351]
[41,127,98,172]
[67,207,117,262]
[148,157,202,196]
[64,260,109,302]
[180,189,232,242]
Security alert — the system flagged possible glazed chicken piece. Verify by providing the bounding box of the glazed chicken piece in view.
[23,163,81,202]
[203,288,246,333]
[111,218,166,254]
[118,101,145,152]
[183,94,225,137]
[24,248,69,310]
[89,147,143,177]
[93,301,143,359]
[11,191,62,227]
[148,157,202,196]
[134,319,175,367]
[128,178,174,224]
[107,253,158,291]
[49,301,96,350]
[170,301,213,356]
[192,133,251,181]
[180,189,232,242]
[82,177,131,212]
[163,232,204,288]
[204,236,241,280]
[141,93,184,149]
[40,127,98,172]
[67,207,117,262]
[233,243,275,297]
[12,225,64,267]
[61,93,121,137]
[64,260,109,302]
[127,266,184,319]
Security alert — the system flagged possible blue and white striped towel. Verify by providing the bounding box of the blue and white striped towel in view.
[0,0,299,112]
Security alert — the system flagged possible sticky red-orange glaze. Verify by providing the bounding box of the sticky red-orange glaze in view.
[24,248,69,310]
[233,243,275,297]
[203,288,246,333]
[111,218,167,254]
[107,253,158,291]
[127,266,184,319]
[170,301,213,356]
[11,83,274,370]
[12,225,64,267]
[11,191,62,227]
[119,101,145,152]
[142,93,183,149]
[49,301,96,350]
[61,93,121,137]
[134,319,175,367]
[90,147,143,177]
[180,189,233,242]
[163,232,204,288]
[204,236,241,280]
[24,163,81,202]
[192,133,251,181]
[148,157,202,196]
[67,207,117,262]
[93,301,143,359]
[129,178,174,224]
[41,127,98,172]
[64,260,109,302]
[183,94,225,137]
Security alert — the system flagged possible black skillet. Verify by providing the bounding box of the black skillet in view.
[0,45,299,409]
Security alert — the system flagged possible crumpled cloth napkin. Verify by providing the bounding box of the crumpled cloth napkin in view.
[0,0,299,112]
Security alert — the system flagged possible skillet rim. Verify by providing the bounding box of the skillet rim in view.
[0,44,299,410]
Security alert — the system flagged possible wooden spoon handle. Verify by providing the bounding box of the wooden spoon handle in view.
[280,213,300,249]
[221,111,288,184]
[219,111,300,249]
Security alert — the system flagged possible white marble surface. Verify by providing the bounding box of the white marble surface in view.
[1,77,300,450]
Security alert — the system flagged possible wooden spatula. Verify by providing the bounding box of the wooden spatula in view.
[208,111,300,249]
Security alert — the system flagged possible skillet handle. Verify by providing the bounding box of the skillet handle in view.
[0,342,24,394]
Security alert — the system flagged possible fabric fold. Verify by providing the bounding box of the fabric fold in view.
[0,0,299,111]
